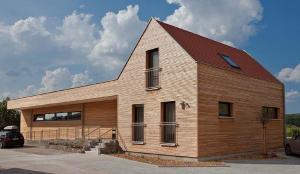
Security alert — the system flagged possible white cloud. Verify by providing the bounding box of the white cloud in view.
[286,90,300,102]
[165,0,263,45]
[55,11,96,53]
[221,40,235,47]
[88,5,146,70]
[278,64,300,83]
[72,71,93,87]
[1,2,267,100]
[38,67,72,93]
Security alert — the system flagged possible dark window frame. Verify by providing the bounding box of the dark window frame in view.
[160,101,177,146]
[145,48,160,90]
[262,106,279,119]
[33,111,82,122]
[132,104,145,144]
[218,53,240,69]
[219,102,233,117]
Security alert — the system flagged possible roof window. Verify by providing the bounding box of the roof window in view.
[220,54,240,68]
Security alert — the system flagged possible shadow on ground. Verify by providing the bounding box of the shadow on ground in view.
[0,168,52,174]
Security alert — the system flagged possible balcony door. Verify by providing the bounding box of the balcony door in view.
[146,49,159,89]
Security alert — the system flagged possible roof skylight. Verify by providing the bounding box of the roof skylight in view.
[220,54,240,68]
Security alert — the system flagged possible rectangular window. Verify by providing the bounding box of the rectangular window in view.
[219,102,232,117]
[219,54,240,68]
[68,112,81,120]
[44,113,56,121]
[161,101,176,145]
[132,105,144,143]
[262,107,278,119]
[146,49,160,89]
[34,114,45,121]
[56,112,68,120]
[33,111,81,122]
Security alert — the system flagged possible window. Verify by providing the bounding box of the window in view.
[132,105,144,143]
[33,111,81,122]
[220,54,240,68]
[44,113,56,121]
[68,112,81,120]
[161,101,176,145]
[146,49,160,89]
[34,114,45,121]
[56,112,68,120]
[219,102,232,117]
[262,107,278,119]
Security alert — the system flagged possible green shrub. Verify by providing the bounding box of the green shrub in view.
[286,125,300,137]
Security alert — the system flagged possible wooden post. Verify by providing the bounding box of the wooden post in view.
[30,109,33,140]
[41,130,43,141]
[56,129,58,140]
[81,104,85,141]
[98,126,101,139]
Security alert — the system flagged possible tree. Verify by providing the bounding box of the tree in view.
[259,107,273,155]
[0,97,20,130]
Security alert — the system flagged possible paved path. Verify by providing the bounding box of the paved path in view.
[0,146,299,174]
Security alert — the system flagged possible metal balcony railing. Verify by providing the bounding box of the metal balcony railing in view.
[132,123,145,143]
[160,122,178,145]
[145,67,161,89]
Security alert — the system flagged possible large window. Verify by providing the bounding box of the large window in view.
[161,101,176,145]
[146,48,160,89]
[33,111,81,122]
[262,107,278,119]
[219,102,232,117]
[132,105,144,143]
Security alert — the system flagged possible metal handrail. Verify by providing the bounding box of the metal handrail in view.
[145,67,161,89]
[160,122,178,145]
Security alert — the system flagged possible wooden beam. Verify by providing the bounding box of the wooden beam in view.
[30,109,33,140]
[81,103,85,141]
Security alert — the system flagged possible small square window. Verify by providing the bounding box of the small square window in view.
[219,54,240,68]
[219,102,232,117]
[262,107,278,119]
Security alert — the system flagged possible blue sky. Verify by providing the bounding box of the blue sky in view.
[0,0,299,113]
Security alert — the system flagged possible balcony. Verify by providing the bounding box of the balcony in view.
[132,122,145,144]
[145,67,161,90]
[160,122,178,146]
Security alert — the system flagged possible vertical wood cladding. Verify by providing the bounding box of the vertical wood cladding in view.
[197,63,284,157]
[20,100,117,140]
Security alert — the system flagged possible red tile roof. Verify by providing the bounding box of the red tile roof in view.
[157,20,281,84]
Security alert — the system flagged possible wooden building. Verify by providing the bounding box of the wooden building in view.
[7,18,284,160]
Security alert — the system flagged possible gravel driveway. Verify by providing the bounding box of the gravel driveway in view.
[0,145,299,174]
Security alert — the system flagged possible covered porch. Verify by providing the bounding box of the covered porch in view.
[18,95,118,141]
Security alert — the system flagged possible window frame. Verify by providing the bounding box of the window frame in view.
[160,101,177,146]
[219,53,240,69]
[262,106,279,120]
[145,48,161,90]
[218,102,233,118]
[33,111,82,122]
[132,104,145,144]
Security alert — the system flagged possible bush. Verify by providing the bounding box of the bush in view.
[286,125,300,137]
